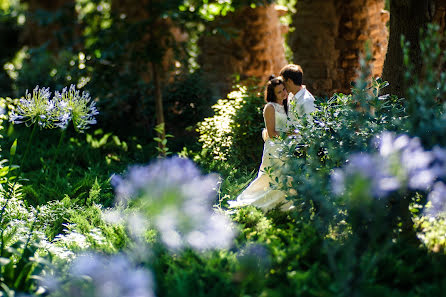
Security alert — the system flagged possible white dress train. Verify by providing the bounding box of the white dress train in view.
[229,102,293,212]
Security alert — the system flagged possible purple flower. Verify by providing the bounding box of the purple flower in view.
[9,111,24,124]
[425,182,446,217]
[334,153,400,198]
[333,132,446,199]
[68,253,155,297]
[111,157,236,251]
[54,84,99,132]
[431,146,446,178]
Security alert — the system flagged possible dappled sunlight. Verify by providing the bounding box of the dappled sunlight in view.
[1,0,446,296]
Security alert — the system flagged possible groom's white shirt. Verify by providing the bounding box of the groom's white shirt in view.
[287,85,316,129]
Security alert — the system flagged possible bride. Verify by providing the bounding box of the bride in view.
[229,76,293,212]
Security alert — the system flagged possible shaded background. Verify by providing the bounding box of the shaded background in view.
[0,0,445,151]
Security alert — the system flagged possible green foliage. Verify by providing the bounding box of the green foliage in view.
[2,124,139,206]
[153,123,174,158]
[12,50,81,97]
[273,53,406,234]
[156,250,239,297]
[415,214,446,253]
[163,71,214,150]
[0,236,47,294]
[197,83,265,171]
[0,1,21,95]
[0,6,445,297]
[401,23,446,148]
[62,203,128,253]
[0,193,45,295]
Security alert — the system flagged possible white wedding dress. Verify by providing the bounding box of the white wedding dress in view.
[229,102,293,212]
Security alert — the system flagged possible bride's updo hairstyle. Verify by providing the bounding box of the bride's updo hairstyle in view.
[265,75,288,114]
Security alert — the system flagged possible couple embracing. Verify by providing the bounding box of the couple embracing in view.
[229,64,316,212]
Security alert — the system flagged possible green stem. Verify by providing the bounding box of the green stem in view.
[19,123,38,170]
[3,142,17,188]
[44,129,66,177]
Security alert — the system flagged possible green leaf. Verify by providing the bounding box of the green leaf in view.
[9,139,17,157]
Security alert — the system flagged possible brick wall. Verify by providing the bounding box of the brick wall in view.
[289,0,389,96]
[198,4,288,97]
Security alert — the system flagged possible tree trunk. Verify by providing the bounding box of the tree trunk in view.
[151,62,165,137]
[432,0,446,67]
[198,4,288,98]
[382,0,431,97]
[111,0,184,132]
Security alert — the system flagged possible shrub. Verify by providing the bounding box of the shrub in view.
[402,24,446,148]
[197,82,265,172]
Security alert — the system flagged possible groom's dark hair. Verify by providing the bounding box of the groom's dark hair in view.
[280,64,303,86]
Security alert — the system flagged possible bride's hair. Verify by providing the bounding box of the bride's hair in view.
[265,75,288,114]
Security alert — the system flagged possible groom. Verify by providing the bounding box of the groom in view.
[279,64,316,129]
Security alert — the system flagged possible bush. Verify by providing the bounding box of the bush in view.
[197,82,265,172]
[401,24,446,148]
[163,71,215,151]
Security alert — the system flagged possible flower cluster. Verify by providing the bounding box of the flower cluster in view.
[9,85,98,132]
[42,253,154,297]
[111,157,236,251]
[331,132,446,216]
[54,85,99,131]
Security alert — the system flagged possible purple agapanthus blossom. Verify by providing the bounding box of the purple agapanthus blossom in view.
[331,153,400,198]
[9,85,98,131]
[54,84,98,132]
[375,132,440,190]
[111,157,236,251]
[67,253,154,297]
[9,86,57,128]
[425,182,446,217]
[332,132,446,203]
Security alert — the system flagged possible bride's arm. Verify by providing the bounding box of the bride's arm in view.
[264,104,278,138]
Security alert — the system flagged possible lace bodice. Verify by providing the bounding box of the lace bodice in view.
[265,102,288,133]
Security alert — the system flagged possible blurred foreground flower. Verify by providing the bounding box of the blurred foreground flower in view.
[331,132,446,217]
[43,253,154,297]
[425,182,446,217]
[111,157,236,251]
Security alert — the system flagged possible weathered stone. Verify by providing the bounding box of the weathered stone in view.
[344,51,358,59]
[344,21,354,29]
[198,4,287,97]
[381,10,390,22]
[289,0,388,96]
[357,33,368,40]
[275,5,288,17]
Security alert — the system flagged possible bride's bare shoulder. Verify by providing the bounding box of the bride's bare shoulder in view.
[264,102,275,111]
[263,103,276,116]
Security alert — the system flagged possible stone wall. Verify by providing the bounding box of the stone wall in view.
[289,0,389,96]
[198,4,288,97]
